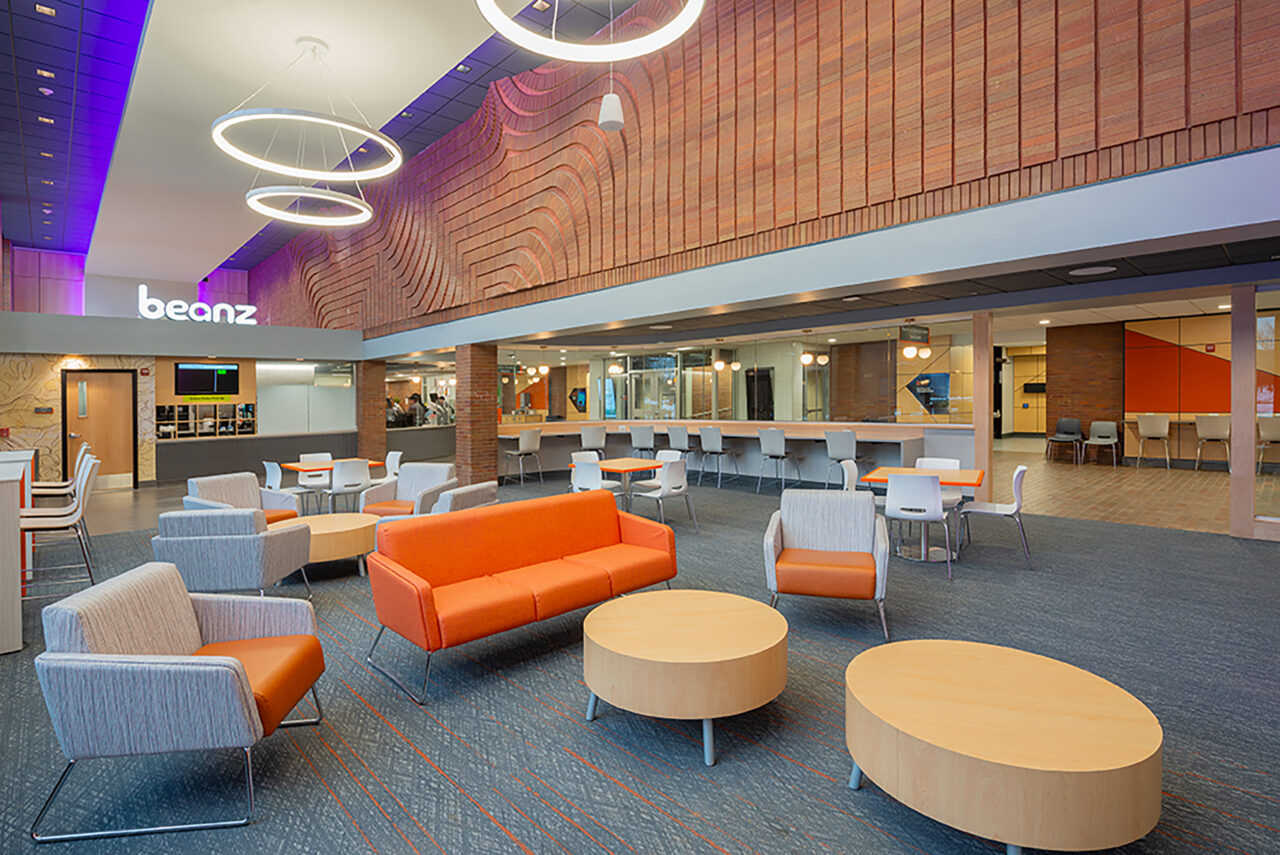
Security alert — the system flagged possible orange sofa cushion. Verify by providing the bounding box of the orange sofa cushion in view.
[196,635,325,735]
[495,560,613,621]
[264,509,298,525]
[433,577,537,648]
[566,543,675,597]
[363,499,414,518]
[775,548,877,600]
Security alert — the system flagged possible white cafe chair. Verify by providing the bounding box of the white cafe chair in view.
[264,461,315,514]
[296,453,333,508]
[324,459,371,513]
[884,472,952,580]
[632,460,698,531]
[959,465,1031,569]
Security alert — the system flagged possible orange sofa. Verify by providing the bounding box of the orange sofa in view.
[365,490,677,702]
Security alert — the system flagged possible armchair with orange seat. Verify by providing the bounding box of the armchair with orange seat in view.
[365,490,677,703]
[763,489,891,642]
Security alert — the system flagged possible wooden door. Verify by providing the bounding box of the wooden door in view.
[64,371,134,490]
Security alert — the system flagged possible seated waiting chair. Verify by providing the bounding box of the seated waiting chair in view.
[184,472,300,524]
[1258,417,1280,473]
[1082,421,1120,467]
[697,426,738,487]
[359,462,458,517]
[151,509,313,597]
[631,460,698,531]
[580,425,607,458]
[264,461,315,514]
[31,562,325,842]
[324,459,371,513]
[959,465,1031,569]
[1135,414,1171,469]
[764,489,890,641]
[884,472,952,579]
[824,431,857,488]
[630,424,656,458]
[1194,415,1231,471]
[1045,417,1083,464]
[758,428,799,493]
[503,429,543,484]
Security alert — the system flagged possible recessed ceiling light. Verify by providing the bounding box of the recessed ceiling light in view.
[559,349,566,353]
[36,68,54,78]
[35,4,56,17]
[399,111,413,118]
[39,151,53,157]
[1218,303,1231,310]
[532,0,551,10]
[676,346,694,351]
[842,295,862,302]
[827,338,837,343]
[42,207,52,213]
[37,116,54,124]
[37,86,53,96]
[650,324,672,330]
[1067,265,1117,276]
[42,236,50,240]
[1039,319,1051,325]
[456,64,471,73]
[42,220,51,224]
[40,178,53,185]
[356,146,368,153]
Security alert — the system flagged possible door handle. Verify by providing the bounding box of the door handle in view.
[69,433,82,439]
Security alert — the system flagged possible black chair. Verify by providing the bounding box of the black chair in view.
[1045,417,1083,464]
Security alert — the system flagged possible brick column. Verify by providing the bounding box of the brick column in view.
[455,343,498,485]
[355,360,386,462]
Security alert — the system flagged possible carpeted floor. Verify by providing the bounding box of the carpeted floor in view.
[2,476,1278,854]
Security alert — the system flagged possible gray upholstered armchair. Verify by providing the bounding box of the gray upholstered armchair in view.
[763,489,891,641]
[32,562,325,841]
[358,462,457,517]
[373,481,500,527]
[152,509,313,596]
[184,472,300,524]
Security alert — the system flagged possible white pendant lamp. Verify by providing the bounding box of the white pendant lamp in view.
[475,0,704,63]
[598,92,624,132]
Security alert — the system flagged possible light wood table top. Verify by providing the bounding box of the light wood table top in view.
[845,640,1162,852]
[280,459,385,473]
[498,419,971,442]
[269,512,380,564]
[568,457,662,474]
[860,465,986,487]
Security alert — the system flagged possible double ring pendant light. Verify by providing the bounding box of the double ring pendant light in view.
[212,5,702,225]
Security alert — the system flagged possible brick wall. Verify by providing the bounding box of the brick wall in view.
[831,341,897,421]
[355,360,386,463]
[247,0,1280,336]
[1045,323,1125,461]
[456,344,498,485]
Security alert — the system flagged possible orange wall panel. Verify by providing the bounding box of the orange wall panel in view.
[1178,348,1232,413]
[1125,342,1180,413]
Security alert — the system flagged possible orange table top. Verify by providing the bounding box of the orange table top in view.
[568,457,663,474]
[281,459,385,473]
[860,466,986,487]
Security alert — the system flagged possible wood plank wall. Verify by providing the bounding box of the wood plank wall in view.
[246,0,1280,338]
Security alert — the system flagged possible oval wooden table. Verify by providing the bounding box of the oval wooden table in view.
[845,640,1162,854]
[583,590,788,766]
[268,512,380,575]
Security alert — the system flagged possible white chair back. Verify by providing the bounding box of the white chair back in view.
[263,461,284,490]
[885,473,944,522]
[1088,421,1118,442]
[839,459,859,490]
[700,426,724,453]
[571,450,600,463]
[654,449,682,464]
[385,450,404,477]
[330,459,371,493]
[581,425,607,451]
[668,425,691,451]
[1261,417,1280,442]
[518,429,541,453]
[824,430,856,461]
[630,424,655,450]
[759,428,786,457]
[1136,414,1170,439]
[297,453,332,488]
[1196,414,1230,441]
[915,456,960,471]
[572,459,606,491]
[1010,465,1028,512]
[658,460,688,495]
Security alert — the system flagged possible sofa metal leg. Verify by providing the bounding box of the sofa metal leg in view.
[768,591,778,609]
[31,748,254,842]
[366,625,431,705]
[299,565,314,600]
[279,686,324,728]
[877,599,889,643]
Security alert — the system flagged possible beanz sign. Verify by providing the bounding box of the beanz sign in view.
[137,284,258,325]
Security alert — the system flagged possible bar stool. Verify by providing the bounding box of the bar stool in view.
[1194,414,1231,471]
[757,428,799,493]
[697,426,738,487]
[667,425,694,465]
[20,457,100,599]
[823,430,857,489]
[1082,421,1120,467]
[630,425,656,458]
[1135,414,1171,469]
[503,429,544,484]
[581,425,607,458]
[1258,417,1280,473]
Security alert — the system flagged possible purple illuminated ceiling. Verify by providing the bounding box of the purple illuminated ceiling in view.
[0,0,151,254]
[221,0,639,271]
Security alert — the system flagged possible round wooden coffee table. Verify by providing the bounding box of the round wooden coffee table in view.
[583,589,787,766]
[268,513,380,573]
[845,640,1162,854]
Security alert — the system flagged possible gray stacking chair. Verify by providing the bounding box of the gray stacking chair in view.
[667,425,694,464]
[1194,415,1231,471]
[1044,417,1084,464]
[630,424,656,458]
[503,429,543,484]
[1082,421,1120,467]
[581,424,608,457]
[1135,414,1171,469]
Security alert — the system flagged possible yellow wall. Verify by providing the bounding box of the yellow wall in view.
[1009,345,1046,434]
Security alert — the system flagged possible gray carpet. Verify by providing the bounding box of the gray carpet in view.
[1,476,1277,854]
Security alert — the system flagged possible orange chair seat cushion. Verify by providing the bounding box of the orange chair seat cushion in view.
[565,543,675,597]
[195,634,325,736]
[433,576,537,648]
[494,560,613,621]
[263,509,299,525]
[363,500,415,518]
[775,548,877,600]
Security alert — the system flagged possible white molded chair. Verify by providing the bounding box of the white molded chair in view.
[884,472,952,579]
[570,456,622,499]
[1135,414,1171,469]
[581,425,607,457]
[296,453,333,506]
[1194,415,1231,471]
[630,424,656,458]
[370,450,404,486]
[503,429,543,484]
[757,428,799,493]
[1082,421,1120,467]
[1258,417,1280,473]
[324,459,371,513]
[630,449,682,493]
[264,461,315,514]
[915,456,964,522]
[824,431,857,488]
[632,460,698,531]
[959,465,1031,569]
[697,426,738,487]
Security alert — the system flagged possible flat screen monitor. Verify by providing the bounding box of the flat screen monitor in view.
[1023,381,1046,394]
[175,363,240,396]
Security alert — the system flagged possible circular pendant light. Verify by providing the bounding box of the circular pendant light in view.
[245,186,373,227]
[212,107,403,182]
[474,0,704,63]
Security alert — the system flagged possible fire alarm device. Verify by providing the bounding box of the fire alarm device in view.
[140,367,151,376]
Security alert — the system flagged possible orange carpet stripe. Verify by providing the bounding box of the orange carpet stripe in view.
[315,731,422,855]
[716,726,839,782]
[621,769,765,855]
[335,597,379,629]
[1162,791,1280,835]
[490,785,574,855]
[287,731,378,852]
[1183,749,1275,777]
[514,775,618,855]
[564,749,732,855]
[1160,820,1257,854]
[1152,826,1213,851]
[805,793,931,855]
[1171,769,1279,802]
[526,768,638,853]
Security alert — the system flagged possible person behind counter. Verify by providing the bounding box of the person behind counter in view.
[407,393,428,426]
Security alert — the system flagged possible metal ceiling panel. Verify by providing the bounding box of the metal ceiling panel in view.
[970,270,1070,290]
